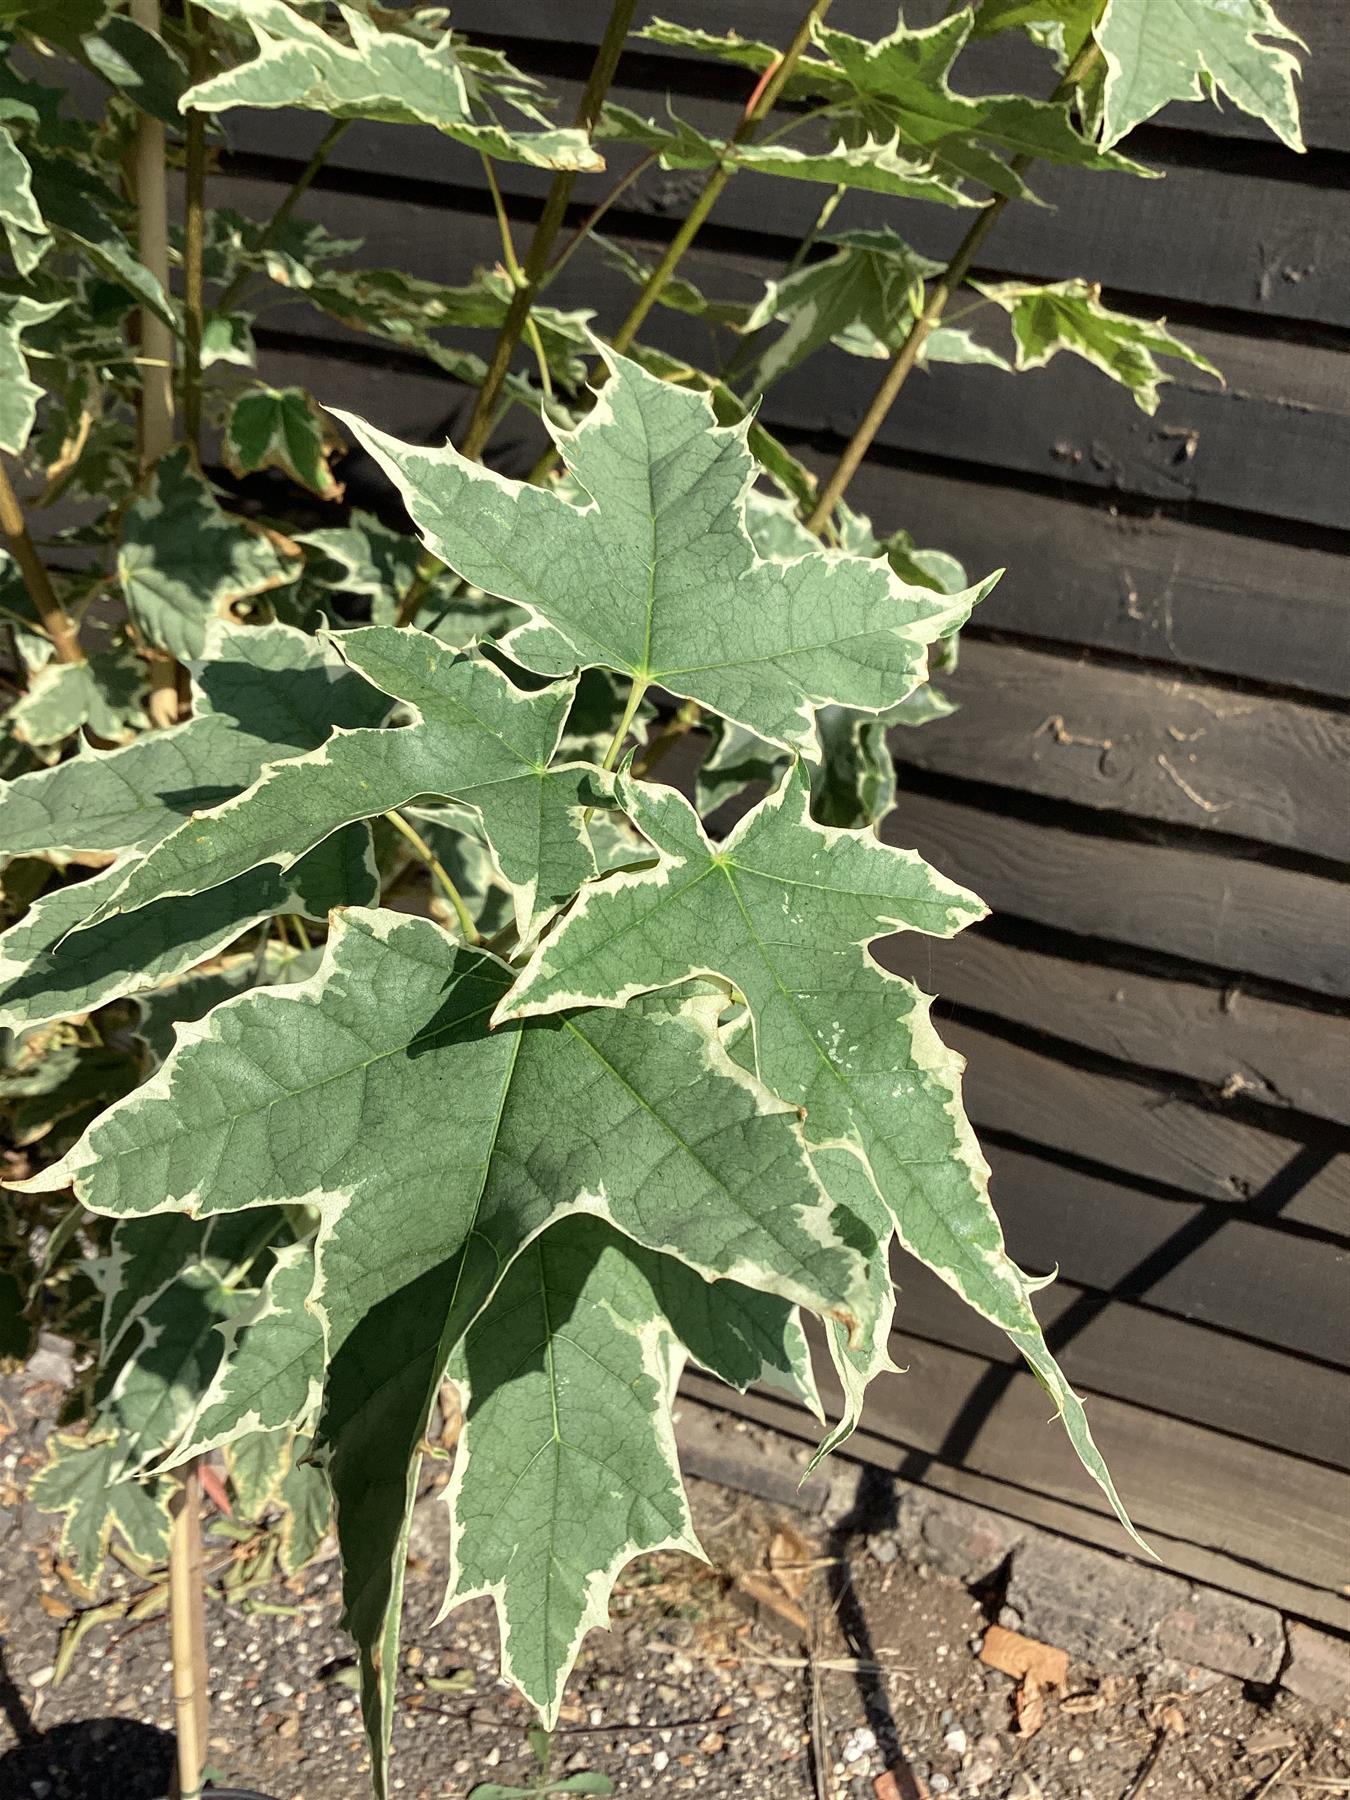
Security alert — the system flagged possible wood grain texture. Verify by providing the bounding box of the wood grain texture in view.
[450,0,1350,154]
[887,789,1350,996]
[240,78,1350,332]
[982,1142,1350,1362]
[890,1254,1350,1468]
[238,164,1350,530]
[677,1383,1350,1632]
[831,456,1350,701]
[943,1016,1349,1224]
[881,929,1350,1126]
[890,639,1350,859]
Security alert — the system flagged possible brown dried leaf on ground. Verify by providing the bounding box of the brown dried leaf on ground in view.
[768,1523,816,1603]
[981,1623,1070,1738]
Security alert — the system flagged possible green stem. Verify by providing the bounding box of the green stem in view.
[182,8,208,454]
[457,0,638,463]
[599,675,650,773]
[217,119,351,316]
[805,38,1103,534]
[385,810,481,945]
[541,149,660,290]
[609,0,836,357]
[0,457,82,664]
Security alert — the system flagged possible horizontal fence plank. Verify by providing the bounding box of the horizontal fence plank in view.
[890,639,1350,860]
[680,1372,1350,1628]
[890,1255,1350,1469]
[237,78,1350,332]
[451,0,1350,155]
[881,929,1350,1127]
[676,1387,1350,1635]
[685,1349,1350,1602]
[830,455,1350,701]
[232,164,1350,700]
[233,163,1350,531]
[943,1017,1349,1226]
[982,1142,1350,1363]
[886,787,1350,996]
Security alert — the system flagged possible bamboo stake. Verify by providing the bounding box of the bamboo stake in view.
[167,1461,209,1800]
[181,5,209,455]
[129,0,180,728]
[130,0,174,470]
[0,456,83,664]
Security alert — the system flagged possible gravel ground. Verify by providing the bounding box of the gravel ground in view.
[1,1365,1346,1800]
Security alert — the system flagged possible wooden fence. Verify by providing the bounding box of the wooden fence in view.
[216,2,1350,1629]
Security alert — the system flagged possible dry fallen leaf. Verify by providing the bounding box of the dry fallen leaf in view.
[981,1624,1069,1741]
[979,1624,1069,1690]
[768,1523,815,1602]
[734,1569,811,1638]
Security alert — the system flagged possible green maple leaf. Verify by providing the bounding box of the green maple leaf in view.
[815,11,1146,198]
[20,908,872,1787]
[1093,0,1304,150]
[740,228,1008,393]
[334,352,989,757]
[499,767,1144,1548]
[0,623,384,1031]
[184,0,602,172]
[443,1214,816,1718]
[76,628,603,944]
[973,278,1221,414]
[596,102,976,205]
[0,291,65,452]
[224,385,344,501]
[0,115,48,275]
[119,450,300,661]
[9,646,147,750]
[80,13,188,126]
[0,621,385,858]
[162,1242,324,1466]
[30,1432,171,1588]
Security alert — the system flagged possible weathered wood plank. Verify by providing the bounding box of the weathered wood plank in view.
[889,639,1350,860]
[452,0,1350,154]
[942,1016,1350,1225]
[886,788,1350,996]
[881,929,1350,1126]
[831,456,1350,701]
[222,166,1350,530]
[229,169,1350,700]
[240,80,1350,332]
[683,1354,1350,1602]
[890,1254,1350,1468]
[982,1142,1350,1362]
[701,1348,1350,1599]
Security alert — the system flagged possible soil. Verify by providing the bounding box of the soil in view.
[1,1364,1346,1800]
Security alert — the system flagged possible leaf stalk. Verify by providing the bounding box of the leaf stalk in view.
[385,810,482,945]
[805,39,1104,532]
[457,0,639,462]
[610,0,836,356]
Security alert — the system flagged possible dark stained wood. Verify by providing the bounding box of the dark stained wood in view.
[452,0,1350,155]
[888,639,1350,860]
[831,456,1350,701]
[982,1142,1350,1363]
[682,1355,1350,1608]
[889,1255,1350,1468]
[880,929,1350,1126]
[942,1017,1350,1224]
[242,82,1350,332]
[677,1382,1350,1633]
[220,165,1350,530]
[887,789,1350,997]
